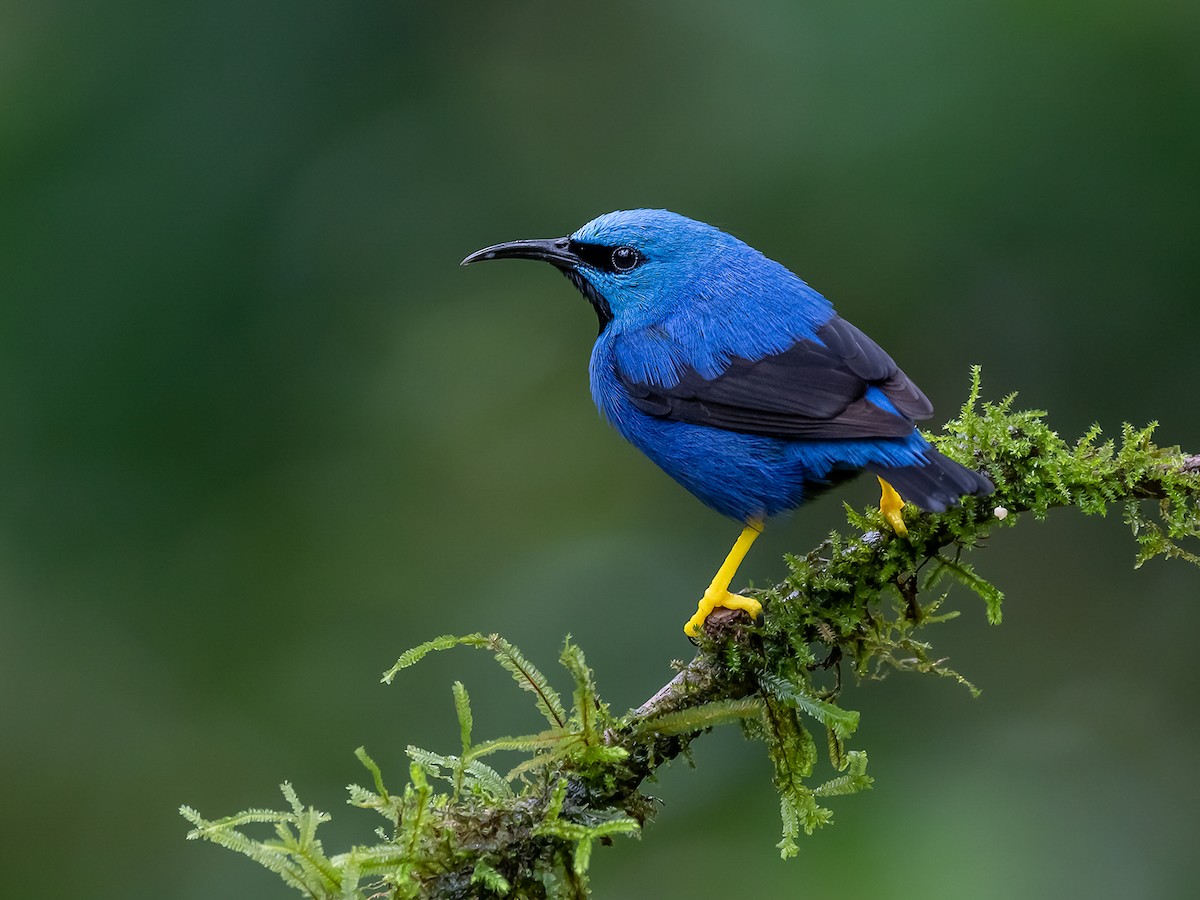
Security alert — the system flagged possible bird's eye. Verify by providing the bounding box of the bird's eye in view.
[611,246,641,273]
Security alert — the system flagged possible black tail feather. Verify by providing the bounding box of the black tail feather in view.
[868,450,993,513]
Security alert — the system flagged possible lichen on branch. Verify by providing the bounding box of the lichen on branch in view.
[182,369,1200,898]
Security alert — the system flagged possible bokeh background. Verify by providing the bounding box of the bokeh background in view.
[4,2,1199,897]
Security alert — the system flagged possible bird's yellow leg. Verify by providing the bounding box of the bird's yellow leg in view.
[684,520,764,637]
[877,476,908,537]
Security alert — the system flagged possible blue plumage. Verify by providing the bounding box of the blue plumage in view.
[463,208,991,526]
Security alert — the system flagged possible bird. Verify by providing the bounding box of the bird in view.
[462,210,992,636]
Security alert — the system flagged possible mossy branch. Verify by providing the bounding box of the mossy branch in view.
[183,369,1200,898]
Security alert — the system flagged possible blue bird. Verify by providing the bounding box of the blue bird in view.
[462,210,992,636]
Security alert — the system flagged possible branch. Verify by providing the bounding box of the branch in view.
[183,370,1200,898]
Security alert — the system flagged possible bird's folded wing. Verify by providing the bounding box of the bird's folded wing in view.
[618,316,933,440]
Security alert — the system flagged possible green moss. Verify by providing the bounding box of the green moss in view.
[184,370,1200,897]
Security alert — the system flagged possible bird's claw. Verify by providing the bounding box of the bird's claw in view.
[877,476,908,537]
[683,589,762,637]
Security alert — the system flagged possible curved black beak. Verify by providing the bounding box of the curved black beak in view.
[460,237,580,269]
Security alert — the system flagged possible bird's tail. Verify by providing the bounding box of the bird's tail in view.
[868,449,993,513]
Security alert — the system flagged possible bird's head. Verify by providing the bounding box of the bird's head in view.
[462,209,784,334]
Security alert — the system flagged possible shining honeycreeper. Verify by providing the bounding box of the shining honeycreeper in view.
[462,209,992,635]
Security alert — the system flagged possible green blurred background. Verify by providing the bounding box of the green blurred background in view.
[3,2,1198,897]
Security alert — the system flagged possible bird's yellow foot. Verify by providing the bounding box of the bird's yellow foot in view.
[877,476,908,537]
[682,521,764,636]
[684,589,763,637]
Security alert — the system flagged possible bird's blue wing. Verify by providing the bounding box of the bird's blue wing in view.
[617,316,933,440]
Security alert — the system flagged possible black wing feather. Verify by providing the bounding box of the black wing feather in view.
[619,316,933,440]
